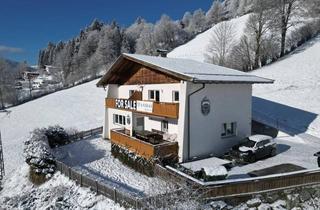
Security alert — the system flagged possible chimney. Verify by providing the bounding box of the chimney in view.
[157,49,168,58]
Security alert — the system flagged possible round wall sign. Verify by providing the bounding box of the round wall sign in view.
[201,97,211,116]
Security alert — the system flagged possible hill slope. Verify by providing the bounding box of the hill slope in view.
[0,79,105,174]
[251,35,320,136]
[168,14,250,62]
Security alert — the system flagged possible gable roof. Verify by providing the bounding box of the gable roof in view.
[97,53,274,87]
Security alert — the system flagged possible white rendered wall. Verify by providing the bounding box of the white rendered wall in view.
[103,84,120,138]
[144,116,178,134]
[188,83,252,159]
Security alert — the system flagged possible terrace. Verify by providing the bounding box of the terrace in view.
[110,129,178,160]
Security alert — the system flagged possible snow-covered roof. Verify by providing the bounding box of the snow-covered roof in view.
[97,53,274,86]
[181,157,231,172]
[248,135,272,142]
[124,54,273,84]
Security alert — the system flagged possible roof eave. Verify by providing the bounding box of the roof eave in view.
[192,79,274,84]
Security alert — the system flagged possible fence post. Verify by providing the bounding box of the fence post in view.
[80,174,82,187]
[113,187,117,203]
[96,180,99,194]
[68,167,71,178]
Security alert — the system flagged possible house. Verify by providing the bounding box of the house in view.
[97,54,273,163]
[22,71,40,81]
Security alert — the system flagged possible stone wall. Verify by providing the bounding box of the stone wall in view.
[207,185,320,210]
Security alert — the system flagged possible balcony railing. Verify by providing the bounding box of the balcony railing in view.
[105,98,179,119]
[110,129,178,160]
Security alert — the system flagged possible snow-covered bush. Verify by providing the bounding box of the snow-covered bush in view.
[111,143,155,176]
[24,128,56,182]
[45,125,69,147]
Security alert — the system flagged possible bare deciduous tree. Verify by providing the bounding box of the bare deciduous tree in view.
[206,21,236,66]
[271,0,301,57]
[228,35,254,71]
[246,0,273,69]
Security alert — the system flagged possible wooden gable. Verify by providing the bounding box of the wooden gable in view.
[97,55,184,87]
[124,65,180,85]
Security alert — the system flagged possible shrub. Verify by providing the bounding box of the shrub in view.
[111,143,155,176]
[24,128,56,184]
[45,125,69,147]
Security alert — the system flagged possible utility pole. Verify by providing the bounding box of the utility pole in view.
[0,131,4,180]
[28,75,32,99]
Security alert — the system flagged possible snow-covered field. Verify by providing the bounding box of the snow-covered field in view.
[0,79,105,174]
[54,136,177,197]
[252,35,320,137]
[168,14,250,62]
[228,132,319,179]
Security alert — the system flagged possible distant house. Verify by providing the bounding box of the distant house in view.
[22,71,40,81]
[97,54,273,162]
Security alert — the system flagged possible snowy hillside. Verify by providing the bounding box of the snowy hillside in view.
[168,14,250,62]
[251,35,320,137]
[168,11,320,137]
[0,79,105,174]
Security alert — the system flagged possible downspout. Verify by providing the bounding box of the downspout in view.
[187,83,205,161]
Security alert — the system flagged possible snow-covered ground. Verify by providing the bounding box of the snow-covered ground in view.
[228,132,319,179]
[168,14,250,62]
[251,35,320,137]
[54,136,177,197]
[0,79,105,175]
[0,164,122,210]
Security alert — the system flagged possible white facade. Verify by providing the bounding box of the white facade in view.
[99,54,273,163]
[103,81,253,162]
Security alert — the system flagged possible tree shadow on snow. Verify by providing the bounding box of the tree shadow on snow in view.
[252,97,318,136]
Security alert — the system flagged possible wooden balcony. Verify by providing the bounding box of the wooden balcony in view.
[110,129,178,160]
[105,98,179,119]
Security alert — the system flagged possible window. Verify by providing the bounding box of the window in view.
[148,90,160,102]
[113,114,126,126]
[256,141,264,148]
[221,122,237,138]
[129,90,135,97]
[161,120,169,133]
[172,91,179,102]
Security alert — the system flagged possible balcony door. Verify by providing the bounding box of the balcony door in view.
[135,116,145,131]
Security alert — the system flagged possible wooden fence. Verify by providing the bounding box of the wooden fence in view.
[68,127,103,142]
[166,166,320,200]
[55,160,142,208]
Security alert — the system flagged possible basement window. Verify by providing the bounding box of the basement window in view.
[221,122,237,138]
[113,114,126,126]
